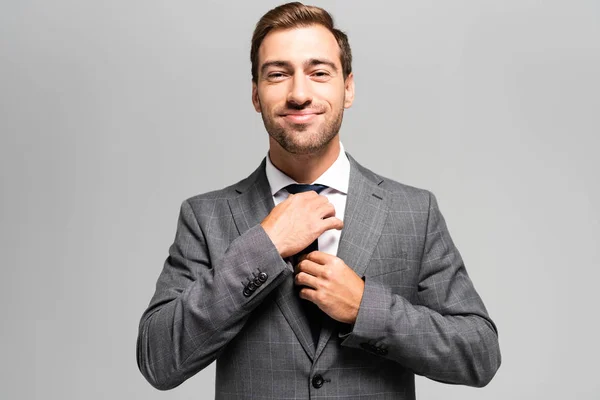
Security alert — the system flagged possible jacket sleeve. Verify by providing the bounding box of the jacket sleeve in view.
[136,200,292,390]
[339,191,501,387]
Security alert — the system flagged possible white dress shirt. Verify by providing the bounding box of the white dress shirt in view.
[265,142,350,257]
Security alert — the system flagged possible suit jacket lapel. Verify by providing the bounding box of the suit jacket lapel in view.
[315,153,390,360]
[227,158,318,360]
[227,158,274,234]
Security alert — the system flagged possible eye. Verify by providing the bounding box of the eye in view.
[267,72,287,81]
[311,71,331,81]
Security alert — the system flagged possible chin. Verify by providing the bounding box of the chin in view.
[279,133,336,155]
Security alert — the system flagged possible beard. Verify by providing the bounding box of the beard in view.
[259,100,345,155]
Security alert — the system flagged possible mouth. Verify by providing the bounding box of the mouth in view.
[279,111,322,124]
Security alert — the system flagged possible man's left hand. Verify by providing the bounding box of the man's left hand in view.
[294,251,365,324]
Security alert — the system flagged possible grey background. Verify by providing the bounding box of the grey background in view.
[1,0,598,398]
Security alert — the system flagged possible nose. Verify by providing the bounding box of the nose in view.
[287,74,312,106]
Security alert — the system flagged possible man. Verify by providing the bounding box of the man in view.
[137,2,501,398]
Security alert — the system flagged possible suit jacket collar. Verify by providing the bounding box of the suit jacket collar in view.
[228,152,390,362]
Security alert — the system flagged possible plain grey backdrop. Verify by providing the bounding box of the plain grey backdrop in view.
[1,0,599,398]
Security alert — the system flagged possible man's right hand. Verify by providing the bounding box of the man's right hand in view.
[260,191,344,258]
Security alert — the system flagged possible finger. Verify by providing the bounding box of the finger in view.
[296,252,311,264]
[299,287,318,304]
[285,191,317,204]
[305,250,337,266]
[311,193,332,206]
[295,257,322,276]
[296,190,320,199]
[315,202,336,219]
[294,271,319,289]
[320,216,344,232]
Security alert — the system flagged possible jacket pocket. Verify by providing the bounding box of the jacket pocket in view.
[364,257,411,277]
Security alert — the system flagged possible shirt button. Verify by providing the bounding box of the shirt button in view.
[312,374,324,388]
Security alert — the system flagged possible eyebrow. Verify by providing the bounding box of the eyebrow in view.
[260,58,339,77]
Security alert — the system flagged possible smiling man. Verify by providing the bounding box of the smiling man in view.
[137,3,501,399]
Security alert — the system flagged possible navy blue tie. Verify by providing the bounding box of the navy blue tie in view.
[284,183,328,348]
[284,183,328,194]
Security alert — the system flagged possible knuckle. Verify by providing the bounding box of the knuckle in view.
[313,197,326,207]
[315,292,326,304]
[301,288,311,300]
[311,226,322,237]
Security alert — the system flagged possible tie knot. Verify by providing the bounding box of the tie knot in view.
[284,184,328,194]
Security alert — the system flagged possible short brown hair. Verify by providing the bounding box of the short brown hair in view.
[250,2,352,83]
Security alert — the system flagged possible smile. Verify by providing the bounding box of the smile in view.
[281,113,320,123]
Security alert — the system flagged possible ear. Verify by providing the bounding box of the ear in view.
[252,82,261,113]
[343,72,355,109]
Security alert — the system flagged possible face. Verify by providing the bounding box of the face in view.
[252,25,354,155]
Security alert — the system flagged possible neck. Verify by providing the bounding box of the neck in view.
[268,137,340,184]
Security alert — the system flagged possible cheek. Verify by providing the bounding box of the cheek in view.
[259,87,289,111]
[314,85,345,109]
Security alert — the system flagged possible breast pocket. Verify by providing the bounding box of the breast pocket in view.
[365,257,411,278]
[366,232,422,277]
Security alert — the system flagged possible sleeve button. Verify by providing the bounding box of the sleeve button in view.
[258,272,268,283]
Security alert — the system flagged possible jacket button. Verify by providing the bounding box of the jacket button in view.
[253,277,262,287]
[312,374,324,389]
[258,272,268,283]
[247,281,257,291]
[243,287,252,297]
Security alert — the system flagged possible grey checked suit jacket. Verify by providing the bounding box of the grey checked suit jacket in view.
[137,153,501,399]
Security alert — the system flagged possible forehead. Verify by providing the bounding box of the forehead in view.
[258,24,342,68]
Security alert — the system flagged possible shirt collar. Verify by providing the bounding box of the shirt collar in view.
[265,142,350,196]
